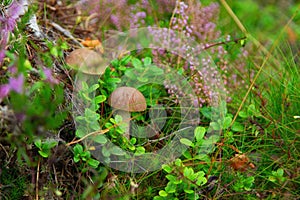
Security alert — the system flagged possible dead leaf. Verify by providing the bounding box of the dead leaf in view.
[229,153,255,172]
[81,39,104,54]
[286,25,298,45]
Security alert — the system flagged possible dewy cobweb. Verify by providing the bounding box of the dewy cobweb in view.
[72,27,226,173]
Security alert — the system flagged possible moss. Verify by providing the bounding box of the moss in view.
[0,167,27,199]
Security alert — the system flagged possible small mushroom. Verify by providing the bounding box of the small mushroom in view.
[66,48,108,92]
[108,86,147,139]
[66,48,106,75]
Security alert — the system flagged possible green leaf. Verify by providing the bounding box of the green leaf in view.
[130,137,137,144]
[102,146,111,157]
[195,171,207,186]
[89,121,100,131]
[243,176,255,191]
[81,151,91,159]
[268,176,276,182]
[222,116,232,129]
[143,57,152,66]
[105,122,113,129]
[34,139,42,149]
[194,154,210,162]
[232,121,244,132]
[88,84,99,93]
[81,82,89,91]
[120,55,132,65]
[159,190,168,197]
[135,146,145,155]
[114,115,123,124]
[247,104,261,117]
[92,135,107,144]
[200,107,212,119]
[38,150,49,158]
[210,122,221,131]
[238,111,248,118]
[111,59,119,67]
[184,189,194,194]
[148,66,164,75]
[182,150,192,159]
[166,175,177,182]
[76,129,86,138]
[194,127,206,142]
[165,182,176,193]
[107,77,121,84]
[153,196,164,200]
[132,58,143,69]
[180,138,194,147]
[110,146,126,155]
[88,159,100,168]
[277,168,284,176]
[74,156,80,163]
[94,95,106,104]
[175,158,182,167]
[183,167,194,179]
[124,69,136,80]
[50,47,58,57]
[137,77,149,82]
[73,144,83,154]
[162,164,173,173]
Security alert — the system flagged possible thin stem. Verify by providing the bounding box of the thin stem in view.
[66,128,110,146]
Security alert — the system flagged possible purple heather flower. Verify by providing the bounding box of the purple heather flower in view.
[43,67,59,85]
[8,65,17,74]
[0,74,24,101]
[0,0,27,63]
[9,74,24,93]
[0,85,10,99]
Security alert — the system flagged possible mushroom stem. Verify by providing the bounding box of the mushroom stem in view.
[116,110,131,139]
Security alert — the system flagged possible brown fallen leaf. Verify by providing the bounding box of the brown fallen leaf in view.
[286,25,298,45]
[229,153,255,172]
[81,38,104,54]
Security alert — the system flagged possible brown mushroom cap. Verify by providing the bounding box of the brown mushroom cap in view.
[65,48,106,75]
[108,87,147,112]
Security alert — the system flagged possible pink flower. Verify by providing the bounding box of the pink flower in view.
[0,74,24,101]
[0,0,27,63]
[43,67,59,85]
[9,74,24,93]
[0,85,10,99]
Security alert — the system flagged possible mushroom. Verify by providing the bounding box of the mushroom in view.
[66,48,108,92]
[108,86,147,139]
[66,48,106,75]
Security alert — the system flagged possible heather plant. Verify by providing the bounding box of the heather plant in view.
[146,1,249,110]
[75,0,176,32]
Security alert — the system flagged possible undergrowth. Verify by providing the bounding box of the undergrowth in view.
[0,0,299,199]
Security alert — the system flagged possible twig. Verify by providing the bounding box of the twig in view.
[0,143,9,158]
[36,158,40,200]
[48,21,83,47]
[66,128,110,146]
[203,36,247,50]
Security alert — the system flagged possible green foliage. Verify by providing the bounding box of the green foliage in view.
[123,57,164,87]
[73,144,100,169]
[154,159,207,199]
[232,173,255,192]
[34,138,58,158]
[268,168,287,184]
